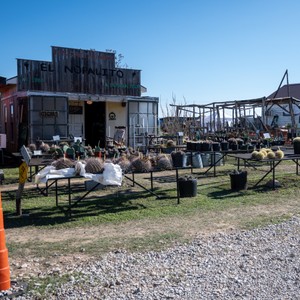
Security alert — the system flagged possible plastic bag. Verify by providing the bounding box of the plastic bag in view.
[102,163,123,186]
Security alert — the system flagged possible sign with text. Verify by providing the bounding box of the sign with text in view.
[40,111,59,118]
[17,46,141,96]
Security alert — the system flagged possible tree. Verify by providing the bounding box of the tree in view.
[160,95,196,139]
[105,49,128,68]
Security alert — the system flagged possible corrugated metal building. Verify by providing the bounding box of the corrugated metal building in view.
[266,84,300,128]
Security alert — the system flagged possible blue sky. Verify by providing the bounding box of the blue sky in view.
[1,0,300,115]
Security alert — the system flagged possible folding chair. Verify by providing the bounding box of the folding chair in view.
[113,127,126,146]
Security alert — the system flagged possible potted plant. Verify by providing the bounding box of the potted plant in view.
[162,139,176,154]
[94,142,101,158]
[220,140,229,151]
[228,138,238,150]
[211,141,221,152]
[229,169,247,191]
[293,137,300,154]
[236,138,244,147]
[178,175,197,197]
[171,150,187,167]
[200,140,211,152]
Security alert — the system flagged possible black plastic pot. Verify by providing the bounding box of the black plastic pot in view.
[212,142,221,151]
[248,145,254,151]
[186,142,193,151]
[195,143,202,151]
[231,144,238,151]
[178,178,197,197]
[171,152,187,167]
[221,141,229,151]
[237,140,244,147]
[294,142,300,154]
[162,147,176,154]
[240,144,248,151]
[201,142,211,152]
[229,171,247,191]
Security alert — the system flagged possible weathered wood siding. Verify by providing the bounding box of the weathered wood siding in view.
[17,46,141,96]
[17,59,55,92]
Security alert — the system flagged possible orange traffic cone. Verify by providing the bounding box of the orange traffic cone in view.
[0,192,10,290]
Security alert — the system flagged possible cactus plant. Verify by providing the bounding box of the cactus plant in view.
[85,157,104,174]
[28,143,36,153]
[156,155,173,171]
[251,150,259,159]
[255,151,265,160]
[130,156,152,173]
[275,149,284,159]
[85,145,94,157]
[116,155,131,173]
[166,139,176,147]
[293,137,300,143]
[52,157,75,170]
[39,143,50,153]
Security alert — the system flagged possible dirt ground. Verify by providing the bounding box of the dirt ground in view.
[5,200,295,280]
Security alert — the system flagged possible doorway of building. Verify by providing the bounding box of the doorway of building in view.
[84,102,106,148]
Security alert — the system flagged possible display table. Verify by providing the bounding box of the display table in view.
[28,157,54,182]
[34,162,123,215]
[187,150,251,177]
[228,152,300,189]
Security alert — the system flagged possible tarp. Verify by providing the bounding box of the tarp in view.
[35,162,123,186]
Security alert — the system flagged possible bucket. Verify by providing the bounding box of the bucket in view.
[192,153,203,168]
[200,153,210,167]
[178,179,197,197]
[230,171,247,191]
[211,152,223,166]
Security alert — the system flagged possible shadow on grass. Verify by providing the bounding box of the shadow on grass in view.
[193,168,234,178]
[206,180,286,200]
[152,175,177,184]
[206,187,248,200]
[1,178,19,185]
[2,185,172,229]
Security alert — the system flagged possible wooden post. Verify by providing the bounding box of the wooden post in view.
[16,183,25,216]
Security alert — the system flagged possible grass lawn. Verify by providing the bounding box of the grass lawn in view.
[1,155,300,295]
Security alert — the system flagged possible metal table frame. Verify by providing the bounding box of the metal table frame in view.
[37,175,113,216]
[228,153,300,189]
[28,157,54,182]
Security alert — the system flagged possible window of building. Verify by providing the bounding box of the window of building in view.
[128,100,158,148]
